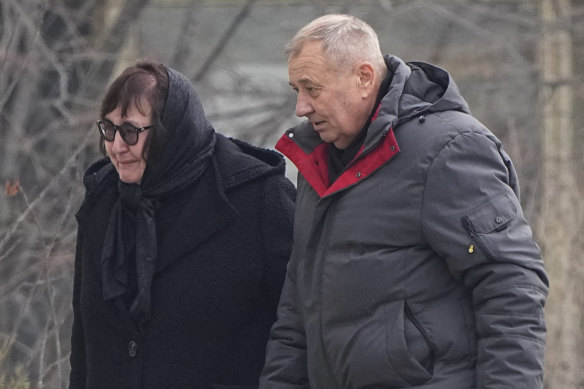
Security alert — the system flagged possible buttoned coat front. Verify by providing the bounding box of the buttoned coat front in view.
[70,134,295,388]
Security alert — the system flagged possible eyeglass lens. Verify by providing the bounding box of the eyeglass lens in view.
[99,120,140,145]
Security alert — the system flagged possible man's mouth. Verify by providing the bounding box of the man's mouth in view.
[312,121,325,129]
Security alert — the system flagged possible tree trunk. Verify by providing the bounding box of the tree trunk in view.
[538,0,583,388]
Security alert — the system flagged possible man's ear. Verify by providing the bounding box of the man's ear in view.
[356,62,376,97]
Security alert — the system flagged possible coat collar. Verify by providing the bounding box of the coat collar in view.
[276,124,399,199]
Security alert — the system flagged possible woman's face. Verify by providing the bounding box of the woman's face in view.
[104,104,151,184]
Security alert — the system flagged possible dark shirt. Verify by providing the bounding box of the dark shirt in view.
[327,74,392,184]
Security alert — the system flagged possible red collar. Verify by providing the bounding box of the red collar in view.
[276,128,400,198]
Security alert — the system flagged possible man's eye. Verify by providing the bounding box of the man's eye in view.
[307,87,320,96]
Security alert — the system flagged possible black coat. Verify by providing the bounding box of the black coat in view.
[70,67,295,388]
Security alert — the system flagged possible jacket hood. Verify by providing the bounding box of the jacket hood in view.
[364,55,471,153]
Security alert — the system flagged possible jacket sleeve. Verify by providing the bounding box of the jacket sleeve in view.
[259,251,311,389]
[260,174,296,311]
[69,231,86,389]
[421,130,548,388]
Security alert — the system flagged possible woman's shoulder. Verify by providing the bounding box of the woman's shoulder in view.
[212,133,289,191]
[76,158,118,221]
[82,157,116,192]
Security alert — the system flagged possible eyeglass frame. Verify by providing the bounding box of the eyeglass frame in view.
[96,118,153,146]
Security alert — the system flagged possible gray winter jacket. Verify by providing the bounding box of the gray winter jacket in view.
[260,55,548,389]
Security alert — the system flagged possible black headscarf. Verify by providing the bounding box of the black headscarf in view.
[100,66,216,326]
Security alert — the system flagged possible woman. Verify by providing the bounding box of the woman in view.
[69,62,295,388]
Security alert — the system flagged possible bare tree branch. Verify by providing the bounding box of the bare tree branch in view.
[193,0,258,82]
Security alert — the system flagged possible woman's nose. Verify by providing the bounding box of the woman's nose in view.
[110,131,128,153]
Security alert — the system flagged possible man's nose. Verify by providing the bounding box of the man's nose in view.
[295,93,314,117]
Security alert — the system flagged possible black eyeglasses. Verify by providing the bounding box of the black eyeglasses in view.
[97,118,152,146]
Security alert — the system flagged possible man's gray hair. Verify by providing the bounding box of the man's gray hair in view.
[285,14,387,79]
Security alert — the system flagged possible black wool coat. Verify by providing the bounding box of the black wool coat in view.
[69,134,295,389]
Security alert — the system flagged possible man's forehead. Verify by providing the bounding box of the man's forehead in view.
[289,76,317,86]
[288,59,333,87]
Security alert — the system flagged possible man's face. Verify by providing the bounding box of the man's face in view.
[288,40,373,149]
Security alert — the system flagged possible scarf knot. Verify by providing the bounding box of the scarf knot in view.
[120,182,143,210]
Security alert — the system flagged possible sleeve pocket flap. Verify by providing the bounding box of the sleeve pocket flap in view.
[466,194,517,233]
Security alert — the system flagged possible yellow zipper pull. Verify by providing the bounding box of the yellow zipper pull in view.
[468,244,474,254]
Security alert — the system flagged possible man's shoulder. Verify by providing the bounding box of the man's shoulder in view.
[399,110,491,146]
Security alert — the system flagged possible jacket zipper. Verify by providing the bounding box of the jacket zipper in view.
[315,200,344,389]
[462,216,496,262]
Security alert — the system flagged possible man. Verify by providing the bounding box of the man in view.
[260,14,548,389]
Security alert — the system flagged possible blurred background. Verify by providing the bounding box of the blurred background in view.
[0,0,582,388]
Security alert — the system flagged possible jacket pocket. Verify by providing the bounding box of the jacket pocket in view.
[329,300,433,388]
[462,193,516,262]
[384,300,434,386]
[404,301,436,373]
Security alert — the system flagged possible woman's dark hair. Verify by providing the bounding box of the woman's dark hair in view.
[99,61,169,165]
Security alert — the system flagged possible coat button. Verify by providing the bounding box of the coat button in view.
[356,172,362,178]
[128,340,138,358]
[495,216,503,224]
